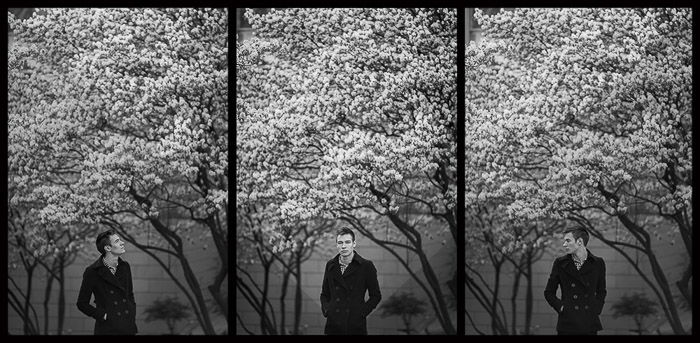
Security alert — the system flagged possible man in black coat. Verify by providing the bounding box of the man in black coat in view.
[544,227,607,335]
[77,230,138,335]
[320,227,382,335]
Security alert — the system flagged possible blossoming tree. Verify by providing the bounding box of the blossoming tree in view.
[466,8,691,334]
[237,30,340,335]
[8,8,228,334]
[237,8,457,333]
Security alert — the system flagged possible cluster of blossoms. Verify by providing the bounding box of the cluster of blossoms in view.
[466,8,691,244]
[8,8,228,249]
[238,8,456,248]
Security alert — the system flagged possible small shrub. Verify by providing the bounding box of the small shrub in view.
[143,296,191,335]
[611,292,658,335]
[379,292,427,334]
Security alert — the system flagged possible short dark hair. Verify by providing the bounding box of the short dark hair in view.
[336,227,355,241]
[564,227,589,246]
[96,230,117,256]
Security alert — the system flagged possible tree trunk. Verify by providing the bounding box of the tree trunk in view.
[57,255,66,335]
[23,264,38,335]
[206,214,228,322]
[43,264,55,335]
[490,261,506,334]
[616,213,686,334]
[279,269,290,334]
[593,187,688,334]
[293,252,303,335]
[384,213,456,334]
[510,266,521,335]
[524,251,533,335]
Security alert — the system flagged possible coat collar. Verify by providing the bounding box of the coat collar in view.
[328,251,367,268]
[328,251,367,288]
[562,249,599,289]
[88,256,127,291]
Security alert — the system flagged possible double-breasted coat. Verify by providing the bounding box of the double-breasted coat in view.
[544,249,607,334]
[320,252,381,335]
[77,257,138,335]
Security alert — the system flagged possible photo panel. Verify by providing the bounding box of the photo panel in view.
[7,8,228,335]
[463,7,691,335]
[237,8,458,335]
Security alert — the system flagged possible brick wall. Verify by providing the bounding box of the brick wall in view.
[236,222,457,335]
[465,226,690,335]
[7,232,226,335]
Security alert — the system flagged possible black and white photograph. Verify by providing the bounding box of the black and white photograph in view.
[464,8,691,335]
[6,8,228,335]
[5,6,692,337]
[236,8,458,335]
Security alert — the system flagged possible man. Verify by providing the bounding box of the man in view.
[544,227,607,335]
[77,230,137,335]
[320,227,381,335]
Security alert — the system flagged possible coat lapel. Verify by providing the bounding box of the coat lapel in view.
[94,258,126,292]
[341,252,366,279]
[330,255,348,289]
[562,250,595,290]
[342,261,359,279]
[577,250,597,279]
[561,255,590,290]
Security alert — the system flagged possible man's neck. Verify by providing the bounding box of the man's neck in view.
[340,251,354,264]
[574,247,587,261]
[103,253,119,266]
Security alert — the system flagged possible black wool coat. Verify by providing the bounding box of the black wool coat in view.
[544,249,607,334]
[77,257,138,335]
[320,252,382,335]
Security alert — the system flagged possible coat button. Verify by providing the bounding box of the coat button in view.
[335,309,340,313]
[584,305,589,310]
[116,312,121,316]
[573,295,578,299]
[114,301,118,305]
[110,290,114,294]
[571,283,576,288]
[123,299,126,303]
[336,298,340,302]
[346,309,349,313]
[574,306,579,310]
[125,310,129,314]
[335,286,339,290]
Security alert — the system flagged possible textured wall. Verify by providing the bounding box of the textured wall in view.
[236,222,456,335]
[7,232,226,335]
[465,227,690,335]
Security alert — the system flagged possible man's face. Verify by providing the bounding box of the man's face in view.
[562,233,581,254]
[105,234,126,255]
[336,234,355,257]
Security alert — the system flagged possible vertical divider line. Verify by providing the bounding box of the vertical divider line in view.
[230,6,237,336]
[456,7,466,337]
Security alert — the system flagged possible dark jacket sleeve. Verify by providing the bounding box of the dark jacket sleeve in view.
[543,260,562,313]
[594,258,607,315]
[320,264,330,318]
[76,268,106,321]
[362,261,381,316]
